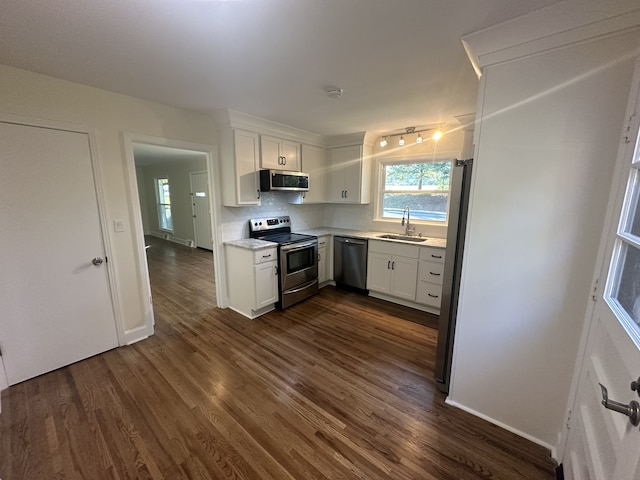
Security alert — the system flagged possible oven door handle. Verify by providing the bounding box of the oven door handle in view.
[280,240,318,252]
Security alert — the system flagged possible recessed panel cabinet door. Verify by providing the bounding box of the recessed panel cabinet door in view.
[0,121,119,385]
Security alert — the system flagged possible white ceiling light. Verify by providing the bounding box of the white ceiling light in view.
[378,126,444,148]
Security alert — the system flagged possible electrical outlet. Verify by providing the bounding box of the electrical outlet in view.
[114,219,125,232]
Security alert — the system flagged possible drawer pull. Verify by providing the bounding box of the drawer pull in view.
[428,293,439,298]
[431,254,442,259]
[262,254,272,258]
[429,272,441,276]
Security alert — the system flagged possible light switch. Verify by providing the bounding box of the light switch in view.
[114,219,125,232]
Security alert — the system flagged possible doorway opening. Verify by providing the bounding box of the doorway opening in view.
[124,135,223,335]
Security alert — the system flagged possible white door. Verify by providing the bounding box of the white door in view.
[562,58,640,479]
[190,171,213,250]
[0,121,119,385]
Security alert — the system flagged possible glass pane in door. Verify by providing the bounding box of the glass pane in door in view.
[612,243,640,327]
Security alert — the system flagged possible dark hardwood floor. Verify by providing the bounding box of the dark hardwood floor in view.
[0,237,556,479]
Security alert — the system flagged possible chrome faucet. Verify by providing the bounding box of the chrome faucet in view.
[401,205,415,236]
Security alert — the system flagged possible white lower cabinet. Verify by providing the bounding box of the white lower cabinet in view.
[226,245,278,318]
[416,247,446,310]
[367,240,446,313]
[317,235,332,285]
[366,241,419,301]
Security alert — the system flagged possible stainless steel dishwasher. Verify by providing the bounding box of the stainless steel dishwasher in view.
[333,236,368,293]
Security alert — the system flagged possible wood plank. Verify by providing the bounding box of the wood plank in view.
[0,236,556,479]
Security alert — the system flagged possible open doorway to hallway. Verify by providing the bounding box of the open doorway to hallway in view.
[129,140,220,327]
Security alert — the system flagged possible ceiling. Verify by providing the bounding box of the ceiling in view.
[0,0,564,136]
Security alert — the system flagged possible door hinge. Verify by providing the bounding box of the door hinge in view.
[623,114,638,144]
[591,277,599,301]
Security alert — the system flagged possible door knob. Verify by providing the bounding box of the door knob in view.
[92,257,104,266]
[599,383,640,426]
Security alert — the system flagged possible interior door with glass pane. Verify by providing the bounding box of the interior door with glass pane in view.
[563,57,640,480]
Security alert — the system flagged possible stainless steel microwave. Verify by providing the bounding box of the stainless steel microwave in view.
[259,169,309,192]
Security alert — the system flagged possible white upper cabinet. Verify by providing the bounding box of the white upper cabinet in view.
[326,144,372,204]
[260,135,301,171]
[219,128,261,206]
[295,144,325,204]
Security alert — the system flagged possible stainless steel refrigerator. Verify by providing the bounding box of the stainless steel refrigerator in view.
[435,158,473,394]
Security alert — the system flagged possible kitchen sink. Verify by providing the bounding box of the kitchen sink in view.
[377,234,427,242]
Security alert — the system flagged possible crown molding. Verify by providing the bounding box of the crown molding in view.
[462,0,640,77]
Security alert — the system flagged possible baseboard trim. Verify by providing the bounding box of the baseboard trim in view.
[445,398,556,458]
[149,231,193,247]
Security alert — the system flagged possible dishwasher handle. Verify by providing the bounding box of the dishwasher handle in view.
[337,238,367,246]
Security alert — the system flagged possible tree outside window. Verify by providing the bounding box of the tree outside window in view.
[379,160,451,222]
[156,178,173,232]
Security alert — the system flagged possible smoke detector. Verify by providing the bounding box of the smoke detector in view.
[326,87,344,99]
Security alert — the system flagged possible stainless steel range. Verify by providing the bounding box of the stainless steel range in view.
[249,216,318,309]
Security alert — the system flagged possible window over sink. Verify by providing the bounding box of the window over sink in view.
[377,157,452,223]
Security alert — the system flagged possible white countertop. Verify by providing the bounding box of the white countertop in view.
[225,227,446,250]
[224,238,277,251]
[298,227,447,249]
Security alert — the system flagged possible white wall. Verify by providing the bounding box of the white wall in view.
[138,157,207,244]
[0,64,217,338]
[449,30,640,448]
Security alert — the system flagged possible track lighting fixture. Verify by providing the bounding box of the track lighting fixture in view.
[378,126,444,148]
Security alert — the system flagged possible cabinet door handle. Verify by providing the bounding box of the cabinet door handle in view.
[429,272,441,276]
[344,190,348,198]
[391,261,395,270]
[428,293,439,298]
[387,260,391,269]
[257,189,261,199]
[283,156,286,165]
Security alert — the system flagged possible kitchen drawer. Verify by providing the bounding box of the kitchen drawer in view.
[420,246,445,263]
[416,280,443,307]
[254,248,277,265]
[419,260,444,284]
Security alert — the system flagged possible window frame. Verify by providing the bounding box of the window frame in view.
[375,154,454,225]
[605,142,640,346]
[155,177,174,233]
